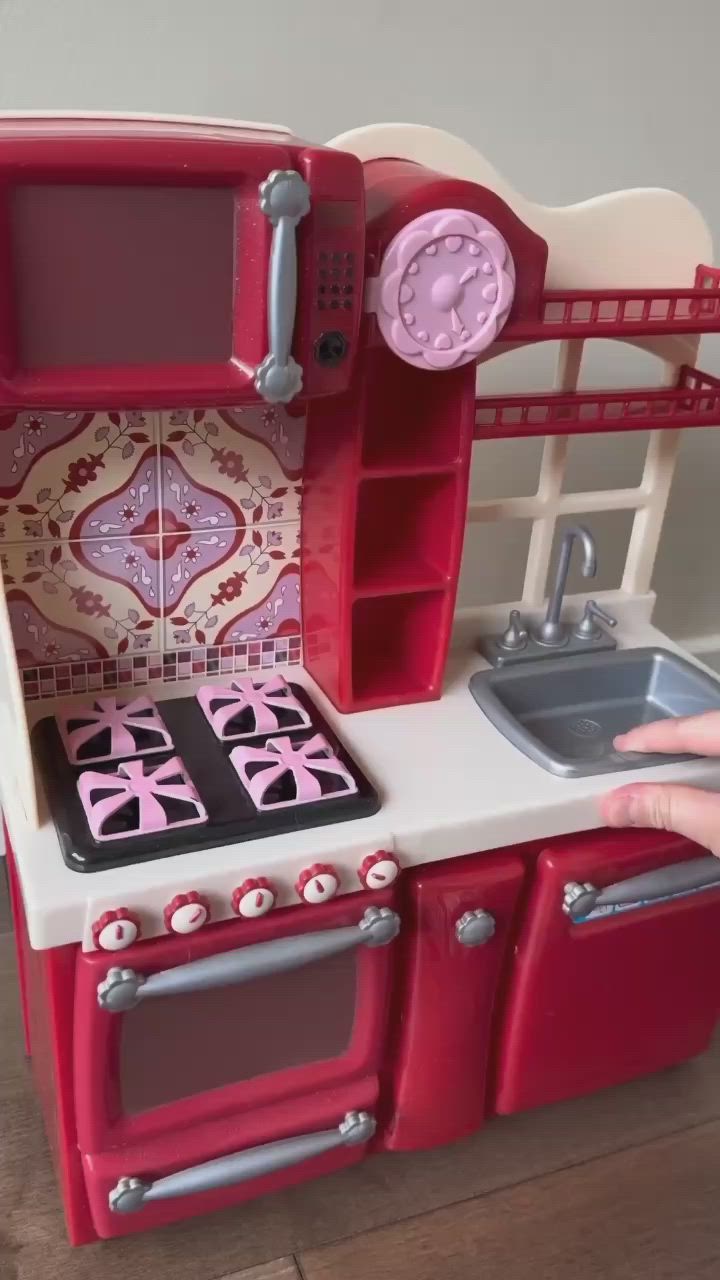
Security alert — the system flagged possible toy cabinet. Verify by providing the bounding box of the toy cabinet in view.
[3,114,720,1252]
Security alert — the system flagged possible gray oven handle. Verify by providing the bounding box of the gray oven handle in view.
[109,1109,375,1214]
[97,906,400,1012]
[563,855,720,921]
[254,168,310,404]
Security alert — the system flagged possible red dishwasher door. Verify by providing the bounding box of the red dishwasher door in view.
[383,849,526,1151]
[494,828,720,1115]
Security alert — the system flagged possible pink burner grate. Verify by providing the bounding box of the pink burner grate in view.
[230,733,358,810]
[58,696,173,764]
[197,675,311,741]
[77,756,207,842]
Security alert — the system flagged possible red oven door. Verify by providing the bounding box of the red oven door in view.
[493,829,720,1114]
[73,888,398,1154]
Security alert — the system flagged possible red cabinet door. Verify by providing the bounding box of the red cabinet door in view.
[494,829,720,1115]
[382,850,526,1151]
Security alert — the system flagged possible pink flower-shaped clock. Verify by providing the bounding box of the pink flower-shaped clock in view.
[375,209,515,369]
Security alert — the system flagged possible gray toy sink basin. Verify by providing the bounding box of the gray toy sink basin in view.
[469,646,720,777]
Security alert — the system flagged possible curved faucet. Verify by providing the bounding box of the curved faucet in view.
[535,525,597,647]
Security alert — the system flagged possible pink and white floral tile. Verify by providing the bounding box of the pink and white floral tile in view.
[161,520,301,650]
[1,537,161,667]
[0,404,308,686]
[159,405,303,531]
[0,410,158,543]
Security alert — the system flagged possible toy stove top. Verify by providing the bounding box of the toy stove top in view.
[32,677,379,873]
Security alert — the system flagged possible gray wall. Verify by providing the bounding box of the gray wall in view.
[1,0,718,640]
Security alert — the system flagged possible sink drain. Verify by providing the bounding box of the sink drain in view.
[569,717,602,738]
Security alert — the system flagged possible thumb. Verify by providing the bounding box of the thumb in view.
[601,784,720,858]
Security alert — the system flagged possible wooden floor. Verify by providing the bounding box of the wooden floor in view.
[1,866,719,1279]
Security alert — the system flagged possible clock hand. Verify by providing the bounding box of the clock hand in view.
[459,265,479,286]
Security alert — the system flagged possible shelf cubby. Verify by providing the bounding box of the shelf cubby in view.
[361,349,468,471]
[353,473,458,594]
[351,591,447,707]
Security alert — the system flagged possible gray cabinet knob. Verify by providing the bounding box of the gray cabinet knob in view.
[455,909,496,947]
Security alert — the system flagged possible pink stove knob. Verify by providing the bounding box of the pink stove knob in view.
[373,209,515,370]
[359,850,401,890]
[296,863,340,905]
[92,908,141,952]
[232,877,277,919]
[164,892,211,935]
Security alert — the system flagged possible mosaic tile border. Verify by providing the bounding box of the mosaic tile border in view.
[22,634,302,702]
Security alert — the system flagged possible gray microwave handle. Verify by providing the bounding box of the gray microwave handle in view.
[563,855,720,921]
[97,905,400,1012]
[109,1109,375,1214]
[254,168,310,404]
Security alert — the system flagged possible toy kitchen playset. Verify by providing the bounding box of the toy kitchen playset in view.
[2,112,720,1247]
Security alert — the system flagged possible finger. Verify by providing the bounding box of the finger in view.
[600,783,720,857]
[614,711,720,757]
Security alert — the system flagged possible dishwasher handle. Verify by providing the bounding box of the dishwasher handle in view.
[563,855,720,921]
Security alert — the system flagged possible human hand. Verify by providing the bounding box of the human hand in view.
[600,711,720,858]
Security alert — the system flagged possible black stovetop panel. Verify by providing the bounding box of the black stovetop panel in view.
[33,685,380,873]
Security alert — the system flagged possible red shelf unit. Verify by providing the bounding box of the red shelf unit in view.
[303,346,476,712]
[499,264,720,343]
[475,364,720,440]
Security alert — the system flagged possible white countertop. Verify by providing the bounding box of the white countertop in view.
[4,593,720,950]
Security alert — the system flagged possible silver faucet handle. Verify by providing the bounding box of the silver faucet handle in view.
[573,600,618,640]
[498,609,528,652]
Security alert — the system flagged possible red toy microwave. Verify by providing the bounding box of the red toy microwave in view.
[0,115,365,410]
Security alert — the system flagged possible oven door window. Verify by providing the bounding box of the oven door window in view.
[119,948,357,1113]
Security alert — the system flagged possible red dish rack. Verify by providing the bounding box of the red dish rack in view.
[475,363,720,440]
[501,264,720,341]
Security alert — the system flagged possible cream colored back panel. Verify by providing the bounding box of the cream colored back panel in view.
[466,342,683,609]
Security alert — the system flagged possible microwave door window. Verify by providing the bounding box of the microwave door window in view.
[10,184,235,367]
[118,948,357,1114]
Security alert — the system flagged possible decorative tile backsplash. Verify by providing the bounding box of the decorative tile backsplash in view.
[0,405,304,696]
[20,634,303,703]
